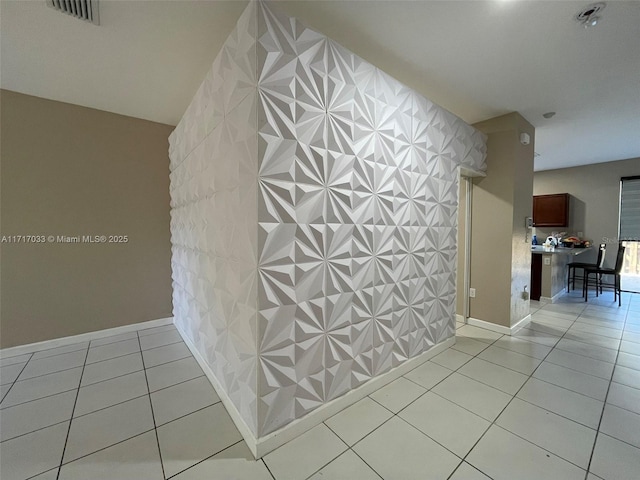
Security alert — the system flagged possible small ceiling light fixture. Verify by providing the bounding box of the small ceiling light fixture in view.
[543,112,556,119]
[575,2,606,28]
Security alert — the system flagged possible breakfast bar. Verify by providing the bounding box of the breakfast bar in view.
[530,246,592,302]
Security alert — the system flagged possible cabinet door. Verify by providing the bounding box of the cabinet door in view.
[533,193,569,227]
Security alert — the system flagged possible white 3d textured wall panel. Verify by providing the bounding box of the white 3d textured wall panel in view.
[169,0,486,440]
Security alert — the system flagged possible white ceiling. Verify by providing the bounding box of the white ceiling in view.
[2,0,639,171]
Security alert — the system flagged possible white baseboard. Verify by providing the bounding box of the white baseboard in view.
[175,322,454,459]
[456,314,465,323]
[540,288,567,304]
[468,314,531,336]
[0,317,174,358]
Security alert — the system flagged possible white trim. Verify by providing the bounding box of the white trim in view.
[0,317,174,358]
[174,321,260,457]
[540,287,567,304]
[175,322,454,459]
[468,314,531,336]
[456,314,465,324]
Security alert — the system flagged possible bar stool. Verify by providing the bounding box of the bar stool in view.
[567,243,606,291]
[583,245,626,306]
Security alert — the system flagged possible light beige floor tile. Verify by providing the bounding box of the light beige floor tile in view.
[369,377,425,413]
[613,364,640,390]
[527,321,567,337]
[456,325,502,344]
[142,342,191,368]
[151,376,219,426]
[569,322,622,339]
[533,361,609,400]
[172,442,272,480]
[477,345,542,375]
[63,396,154,463]
[31,468,60,479]
[459,358,528,395]
[530,313,574,329]
[146,357,203,393]
[1,362,28,385]
[513,328,561,347]
[607,381,640,415]
[140,330,183,351]
[0,421,69,480]
[157,403,242,478]
[81,352,143,386]
[403,360,452,389]
[1,367,82,408]
[599,404,640,449]
[74,370,148,417]
[622,330,640,344]
[617,351,640,371]
[0,384,10,402]
[0,390,76,441]
[545,349,614,380]
[451,336,490,356]
[18,350,86,381]
[620,340,640,356]
[59,431,163,480]
[467,425,585,480]
[264,423,346,480]
[430,348,473,371]
[309,450,380,480]
[554,338,618,363]
[325,396,393,446]
[449,462,492,480]
[0,353,32,368]
[86,339,140,365]
[516,378,603,429]
[493,336,551,360]
[563,330,620,350]
[589,433,640,480]
[31,343,89,360]
[353,417,459,480]
[89,331,138,348]
[432,372,512,422]
[496,397,596,469]
[399,391,490,457]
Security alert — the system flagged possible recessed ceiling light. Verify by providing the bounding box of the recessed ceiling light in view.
[543,112,556,119]
[575,2,606,28]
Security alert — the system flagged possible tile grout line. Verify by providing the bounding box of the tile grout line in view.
[454,306,590,477]
[55,340,91,480]
[583,298,631,479]
[0,352,34,404]
[136,331,167,480]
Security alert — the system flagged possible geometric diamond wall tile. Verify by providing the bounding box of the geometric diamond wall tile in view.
[169,0,486,441]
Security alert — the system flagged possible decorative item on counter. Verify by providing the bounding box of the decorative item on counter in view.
[532,234,538,245]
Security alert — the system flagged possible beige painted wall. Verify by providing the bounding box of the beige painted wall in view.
[469,113,534,328]
[1,90,174,348]
[534,157,640,269]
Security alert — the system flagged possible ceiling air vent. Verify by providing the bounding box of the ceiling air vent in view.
[46,0,100,25]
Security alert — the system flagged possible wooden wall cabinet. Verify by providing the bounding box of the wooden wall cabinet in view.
[533,193,570,227]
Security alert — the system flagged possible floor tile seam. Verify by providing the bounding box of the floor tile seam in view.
[18,363,88,383]
[136,332,167,480]
[584,304,630,475]
[0,417,71,444]
[154,399,222,429]
[143,352,193,370]
[322,421,385,480]
[513,396,600,431]
[594,431,640,454]
[80,365,145,387]
[488,341,549,361]
[612,358,640,372]
[401,366,454,391]
[26,346,89,362]
[528,365,609,402]
[554,335,619,353]
[71,392,153,420]
[566,327,624,340]
[25,467,59,480]
[85,348,143,366]
[162,439,252,480]
[57,427,157,469]
[490,421,592,473]
[604,398,640,417]
[295,423,358,480]
[542,357,614,381]
[457,314,583,469]
[140,339,184,353]
[474,353,540,376]
[453,367,526,397]
[0,385,80,411]
[149,373,206,396]
[0,354,34,403]
[446,460,494,480]
[619,335,640,346]
[136,325,178,337]
[56,345,91,480]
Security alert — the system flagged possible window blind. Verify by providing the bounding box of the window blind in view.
[620,176,640,241]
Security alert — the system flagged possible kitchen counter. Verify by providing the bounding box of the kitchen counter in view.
[530,246,591,303]
[531,246,592,256]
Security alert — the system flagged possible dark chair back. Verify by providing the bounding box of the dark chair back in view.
[614,245,626,274]
[596,243,607,268]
